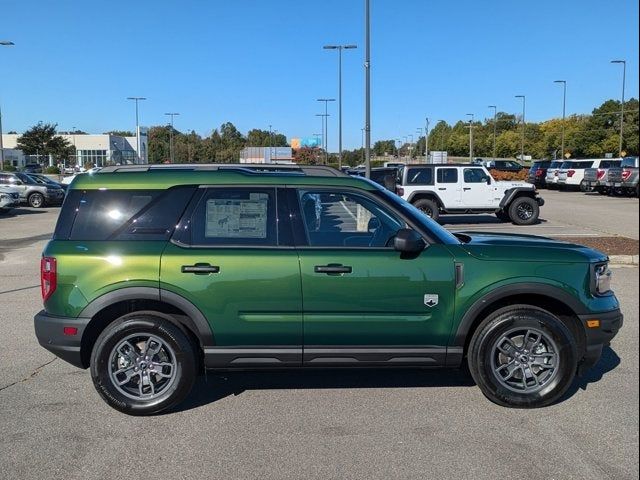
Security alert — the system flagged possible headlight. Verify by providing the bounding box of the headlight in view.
[594,263,612,295]
[0,194,8,200]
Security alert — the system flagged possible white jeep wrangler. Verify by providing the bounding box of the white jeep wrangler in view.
[395,164,545,225]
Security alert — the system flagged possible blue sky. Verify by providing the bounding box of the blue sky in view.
[1,0,638,150]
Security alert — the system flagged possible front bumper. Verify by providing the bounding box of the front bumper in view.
[536,197,545,206]
[577,308,624,375]
[34,310,90,369]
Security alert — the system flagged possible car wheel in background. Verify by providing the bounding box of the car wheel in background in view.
[580,180,593,193]
[467,305,578,408]
[413,198,440,222]
[508,197,539,225]
[90,314,197,415]
[28,193,45,208]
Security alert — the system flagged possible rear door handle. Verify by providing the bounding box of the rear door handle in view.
[438,188,447,191]
[463,187,471,191]
[314,264,353,275]
[181,263,220,275]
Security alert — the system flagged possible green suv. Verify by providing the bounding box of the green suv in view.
[34,164,623,415]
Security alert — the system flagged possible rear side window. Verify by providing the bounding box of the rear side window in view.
[406,168,433,185]
[573,161,594,169]
[190,188,277,246]
[600,160,621,168]
[56,187,196,241]
[436,168,458,183]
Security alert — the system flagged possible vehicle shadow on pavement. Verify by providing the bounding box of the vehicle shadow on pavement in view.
[0,208,54,218]
[174,367,477,413]
[561,346,621,402]
[439,215,547,226]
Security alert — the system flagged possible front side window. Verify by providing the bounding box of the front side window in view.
[190,188,277,246]
[298,190,404,248]
[436,168,458,184]
[463,168,488,183]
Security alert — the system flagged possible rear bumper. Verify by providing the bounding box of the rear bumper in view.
[577,308,624,375]
[34,310,90,369]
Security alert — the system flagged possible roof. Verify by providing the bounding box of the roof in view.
[70,163,376,191]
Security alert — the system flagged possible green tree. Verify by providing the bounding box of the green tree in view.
[16,122,75,162]
[104,130,134,136]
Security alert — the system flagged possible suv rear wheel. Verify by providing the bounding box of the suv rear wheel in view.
[412,198,440,222]
[28,192,45,208]
[90,314,197,415]
[468,306,578,408]
[508,196,539,225]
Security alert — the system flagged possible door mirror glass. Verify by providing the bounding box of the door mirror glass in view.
[394,228,425,254]
[485,175,491,184]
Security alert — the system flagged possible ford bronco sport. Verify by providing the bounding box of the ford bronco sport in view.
[35,164,622,415]
[395,164,544,224]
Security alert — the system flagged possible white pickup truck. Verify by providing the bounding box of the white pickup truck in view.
[395,163,544,225]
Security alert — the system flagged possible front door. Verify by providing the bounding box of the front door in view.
[160,187,303,367]
[460,167,500,208]
[292,188,456,366]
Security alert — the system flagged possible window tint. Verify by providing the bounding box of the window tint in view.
[191,188,277,246]
[69,190,161,240]
[600,160,621,168]
[298,190,404,247]
[406,167,433,185]
[621,157,638,168]
[572,161,594,169]
[463,168,488,183]
[560,161,573,168]
[436,168,458,183]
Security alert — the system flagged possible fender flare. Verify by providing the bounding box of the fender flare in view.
[78,287,215,348]
[499,187,536,209]
[407,190,444,207]
[451,282,587,348]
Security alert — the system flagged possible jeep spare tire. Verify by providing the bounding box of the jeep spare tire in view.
[508,196,539,225]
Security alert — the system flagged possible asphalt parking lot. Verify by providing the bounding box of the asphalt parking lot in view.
[0,191,638,480]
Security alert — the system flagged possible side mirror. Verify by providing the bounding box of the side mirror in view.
[394,228,426,254]
[485,176,491,185]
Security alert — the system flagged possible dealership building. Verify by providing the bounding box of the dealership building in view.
[1,129,149,169]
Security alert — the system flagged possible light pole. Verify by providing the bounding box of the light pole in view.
[317,98,335,164]
[315,113,330,164]
[164,113,179,163]
[395,139,401,160]
[424,117,430,163]
[416,128,423,158]
[268,124,273,162]
[323,44,357,169]
[361,128,365,162]
[466,113,474,160]
[488,105,497,161]
[611,60,626,156]
[553,81,566,160]
[0,41,15,171]
[127,97,146,163]
[515,95,526,162]
[364,0,371,178]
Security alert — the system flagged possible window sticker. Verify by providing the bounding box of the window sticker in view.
[205,194,268,238]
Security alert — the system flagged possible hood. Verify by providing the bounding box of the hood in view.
[495,180,534,189]
[455,231,608,264]
[0,186,20,194]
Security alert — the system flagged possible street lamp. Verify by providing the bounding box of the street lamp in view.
[466,113,474,160]
[515,95,526,162]
[364,0,371,178]
[0,40,15,171]
[611,60,626,156]
[323,44,357,169]
[488,105,497,161]
[317,98,335,164]
[127,97,146,163]
[553,81,566,160]
[164,113,180,163]
[315,113,330,164]
[395,139,401,160]
[424,117,430,163]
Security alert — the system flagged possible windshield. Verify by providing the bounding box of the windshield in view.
[372,183,461,245]
[14,172,38,184]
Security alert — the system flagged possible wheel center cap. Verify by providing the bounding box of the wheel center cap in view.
[520,355,529,363]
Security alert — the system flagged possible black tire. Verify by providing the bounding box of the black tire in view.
[579,180,593,193]
[508,196,539,225]
[495,210,510,222]
[413,198,440,222]
[28,192,45,208]
[90,314,197,415]
[467,305,578,408]
[596,187,608,195]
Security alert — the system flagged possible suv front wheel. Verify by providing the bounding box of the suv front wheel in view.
[90,314,197,415]
[412,198,440,222]
[467,306,578,408]
[508,196,539,225]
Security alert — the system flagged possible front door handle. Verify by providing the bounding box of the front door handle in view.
[463,187,471,191]
[314,264,352,275]
[181,263,220,275]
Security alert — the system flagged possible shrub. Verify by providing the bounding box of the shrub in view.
[491,170,529,181]
[44,166,61,174]
[3,164,17,172]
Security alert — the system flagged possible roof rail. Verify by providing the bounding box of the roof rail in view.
[97,163,347,177]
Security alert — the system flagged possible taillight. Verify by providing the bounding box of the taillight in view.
[622,169,632,181]
[567,170,576,177]
[596,169,606,180]
[535,170,544,177]
[396,187,404,196]
[41,257,57,302]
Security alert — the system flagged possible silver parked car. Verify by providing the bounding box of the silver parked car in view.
[0,185,21,213]
[0,172,65,208]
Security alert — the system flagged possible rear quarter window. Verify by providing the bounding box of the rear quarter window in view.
[436,168,458,183]
[406,168,433,185]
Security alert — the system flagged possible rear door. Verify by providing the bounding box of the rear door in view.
[160,186,303,367]
[435,167,461,207]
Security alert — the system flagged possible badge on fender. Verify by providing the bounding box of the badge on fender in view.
[424,294,439,307]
